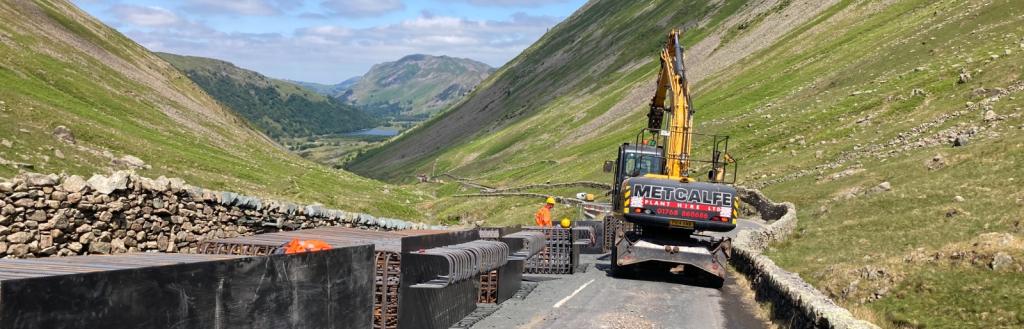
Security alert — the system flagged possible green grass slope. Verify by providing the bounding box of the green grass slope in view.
[0,0,423,219]
[354,0,1024,327]
[157,52,377,139]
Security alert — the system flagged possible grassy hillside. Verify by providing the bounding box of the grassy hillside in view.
[0,0,424,219]
[342,54,493,120]
[158,53,376,139]
[353,0,1024,327]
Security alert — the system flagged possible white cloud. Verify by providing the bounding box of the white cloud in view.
[443,0,573,7]
[401,15,463,29]
[319,0,405,17]
[110,5,181,27]
[104,6,560,83]
[182,0,282,16]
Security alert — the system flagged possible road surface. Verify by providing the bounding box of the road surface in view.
[471,219,770,329]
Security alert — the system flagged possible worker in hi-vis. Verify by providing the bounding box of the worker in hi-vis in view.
[535,196,555,226]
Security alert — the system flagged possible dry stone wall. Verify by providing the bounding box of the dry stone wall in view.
[733,187,879,329]
[0,171,434,258]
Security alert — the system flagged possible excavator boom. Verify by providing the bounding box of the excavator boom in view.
[649,30,695,179]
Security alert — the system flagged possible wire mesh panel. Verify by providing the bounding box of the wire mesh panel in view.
[603,217,621,253]
[374,251,401,329]
[523,227,576,274]
[196,241,278,256]
[575,220,606,254]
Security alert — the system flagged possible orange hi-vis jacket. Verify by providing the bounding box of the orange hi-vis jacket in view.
[535,206,552,226]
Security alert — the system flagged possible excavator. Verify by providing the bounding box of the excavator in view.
[604,30,738,287]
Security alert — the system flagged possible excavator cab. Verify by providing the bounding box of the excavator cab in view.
[606,143,664,213]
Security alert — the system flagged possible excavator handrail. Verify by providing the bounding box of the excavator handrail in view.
[626,128,738,184]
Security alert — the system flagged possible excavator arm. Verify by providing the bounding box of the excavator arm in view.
[647,30,695,179]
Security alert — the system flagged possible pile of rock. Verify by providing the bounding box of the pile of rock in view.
[0,171,433,258]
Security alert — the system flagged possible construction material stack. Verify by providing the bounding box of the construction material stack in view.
[197,227,505,329]
[478,226,544,303]
[0,248,375,329]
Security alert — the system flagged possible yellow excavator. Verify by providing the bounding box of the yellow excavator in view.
[604,30,738,286]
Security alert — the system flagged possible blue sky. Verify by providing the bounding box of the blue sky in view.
[72,0,587,83]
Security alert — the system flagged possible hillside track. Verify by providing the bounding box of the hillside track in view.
[471,220,770,329]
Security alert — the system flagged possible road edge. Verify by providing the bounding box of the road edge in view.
[731,187,880,329]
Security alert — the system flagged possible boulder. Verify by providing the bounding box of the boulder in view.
[39,246,58,256]
[61,175,87,192]
[991,252,1014,271]
[958,72,971,84]
[953,136,968,147]
[79,232,95,244]
[0,181,13,193]
[983,110,998,122]
[111,155,146,170]
[20,173,56,187]
[7,231,33,244]
[27,210,46,222]
[89,241,112,254]
[111,238,127,254]
[168,178,187,192]
[925,154,946,170]
[67,192,82,204]
[87,171,130,194]
[52,126,75,144]
[7,244,29,257]
[67,242,84,253]
[13,198,34,208]
[75,223,92,234]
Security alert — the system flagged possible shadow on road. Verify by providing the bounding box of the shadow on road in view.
[522,275,565,282]
[595,262,725,289]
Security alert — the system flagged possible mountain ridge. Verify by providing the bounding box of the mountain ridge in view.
[296,54,493,120]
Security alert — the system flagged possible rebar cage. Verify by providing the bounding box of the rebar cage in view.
[523,227,578,274]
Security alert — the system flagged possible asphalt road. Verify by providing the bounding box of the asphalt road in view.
[471,219,770,329]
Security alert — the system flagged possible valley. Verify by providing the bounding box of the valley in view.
[1,0,1022,328]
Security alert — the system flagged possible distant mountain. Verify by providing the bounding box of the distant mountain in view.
[296,55,493,120]
[289,76,360,97]
[157,53,376,139]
